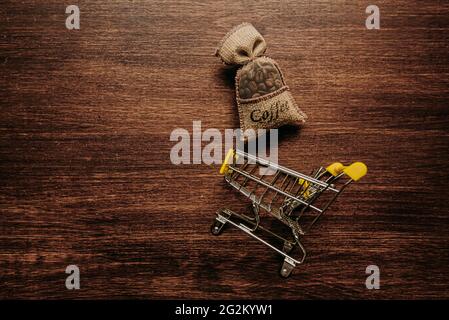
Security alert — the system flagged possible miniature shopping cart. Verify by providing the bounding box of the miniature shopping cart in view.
[211,149,367,277]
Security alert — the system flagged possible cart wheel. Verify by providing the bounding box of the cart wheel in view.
[211,219,225,236]
[280,259,295,278]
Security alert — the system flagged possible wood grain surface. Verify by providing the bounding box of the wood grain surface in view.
[1,0,448,299]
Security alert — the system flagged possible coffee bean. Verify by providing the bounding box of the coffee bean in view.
[255,70,264,83]
[249,81,258,92]
[274,79,283,89]
[247,69,254,80]
[262,68,268,78]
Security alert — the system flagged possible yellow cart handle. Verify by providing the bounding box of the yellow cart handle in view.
[326,162,367,181]
[220,149,235,175]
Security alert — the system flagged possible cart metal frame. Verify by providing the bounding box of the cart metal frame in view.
[211,148,367,277]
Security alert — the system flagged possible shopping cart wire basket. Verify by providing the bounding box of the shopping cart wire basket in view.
[211,148,367,277]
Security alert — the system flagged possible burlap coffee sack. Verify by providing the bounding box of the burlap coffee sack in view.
[215,23,307,141]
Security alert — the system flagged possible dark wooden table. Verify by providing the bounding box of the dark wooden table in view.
[1,0,448,299]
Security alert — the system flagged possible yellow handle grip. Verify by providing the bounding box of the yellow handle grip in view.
[220,149,235,174]
[326,162,367,181]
